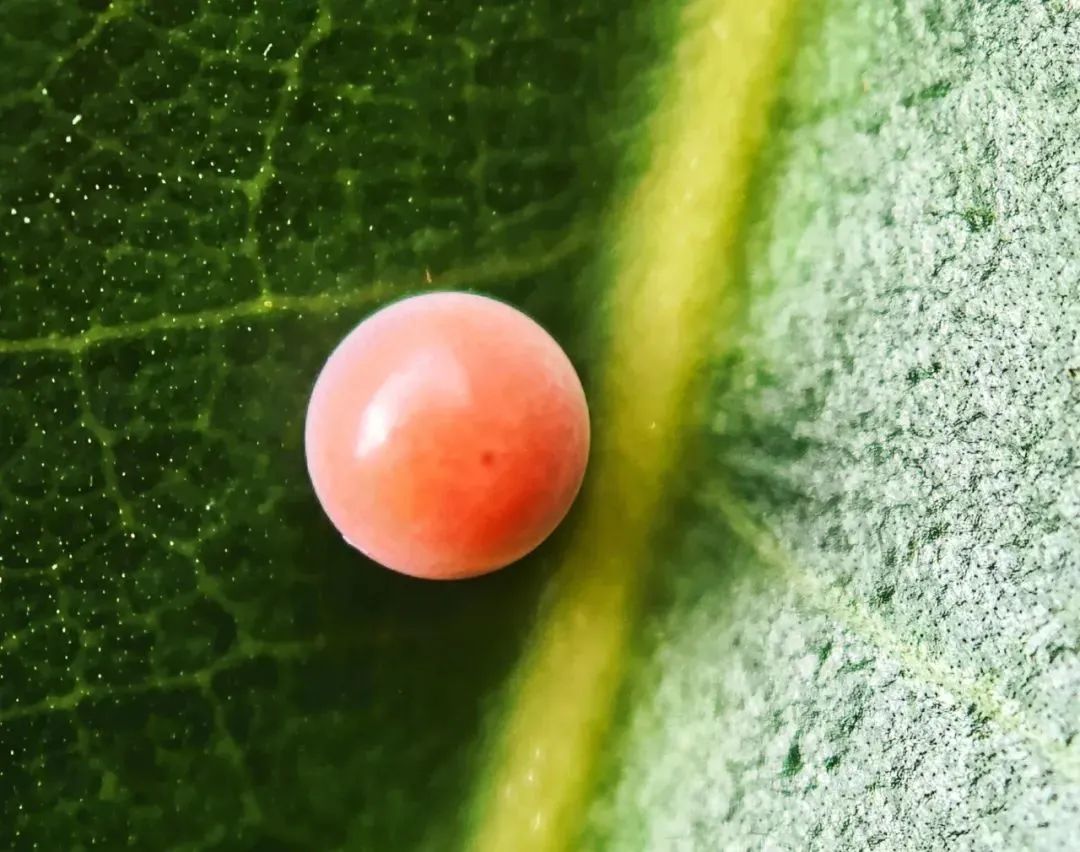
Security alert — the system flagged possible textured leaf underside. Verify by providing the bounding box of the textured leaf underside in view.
[588,2,1080,850]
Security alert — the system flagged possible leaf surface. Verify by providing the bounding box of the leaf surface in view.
[0,1,660,848]
[588,2,1080,849]
[2,0,1077,850]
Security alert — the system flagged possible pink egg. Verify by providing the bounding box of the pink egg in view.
[305,292,590,580]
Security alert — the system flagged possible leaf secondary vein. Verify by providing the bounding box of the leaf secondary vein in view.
[240,0,334,298]
[0,227,591,355]
[716,490,1080,787]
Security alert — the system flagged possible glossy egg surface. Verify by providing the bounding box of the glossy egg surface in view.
[305,292,590,580]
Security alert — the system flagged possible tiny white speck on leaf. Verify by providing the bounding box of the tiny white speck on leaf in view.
[72,114,82,125]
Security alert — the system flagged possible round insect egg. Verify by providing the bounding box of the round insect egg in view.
[304,291,590,580]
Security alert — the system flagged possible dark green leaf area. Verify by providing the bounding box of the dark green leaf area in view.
[0,0,639,341]
[0,276,587,850]
[0,0,664,848]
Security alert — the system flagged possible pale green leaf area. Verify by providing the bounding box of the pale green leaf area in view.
[588,1,1079,850]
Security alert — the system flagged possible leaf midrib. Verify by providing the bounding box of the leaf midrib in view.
[468,2,804,849]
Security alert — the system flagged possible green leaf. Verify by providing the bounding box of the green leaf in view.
[3,1,1077,851]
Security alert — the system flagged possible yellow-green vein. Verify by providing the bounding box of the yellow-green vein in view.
[0,227,591,355]
[468,1,801,850]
